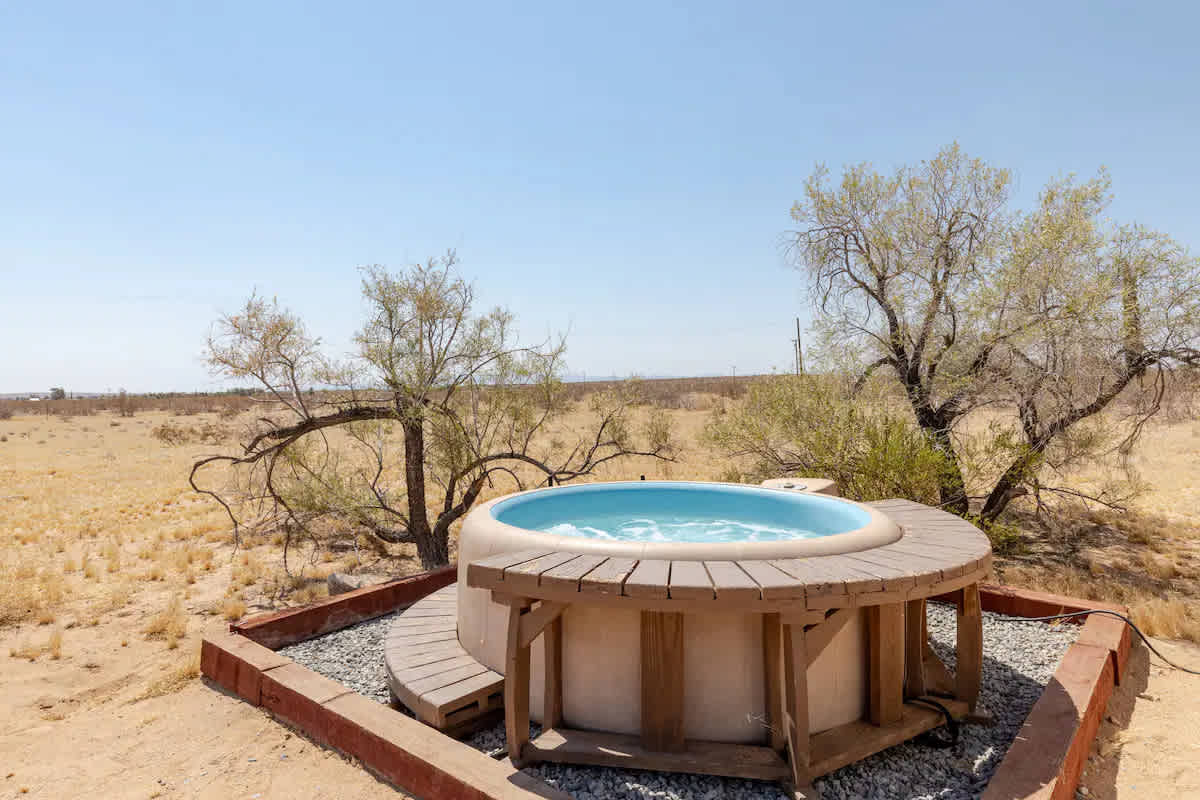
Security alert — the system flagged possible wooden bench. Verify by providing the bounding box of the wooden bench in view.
[466,499,992,799]
[384,584,504,737]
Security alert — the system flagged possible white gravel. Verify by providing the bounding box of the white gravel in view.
[281,603,1079,800]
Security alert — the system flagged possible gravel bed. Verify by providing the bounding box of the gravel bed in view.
[281,603,1079,800]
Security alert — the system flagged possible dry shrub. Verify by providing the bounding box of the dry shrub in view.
[221,598,247,621]
[1132,597,1200,641]
[144,594,187,648]
[134,647,202,701]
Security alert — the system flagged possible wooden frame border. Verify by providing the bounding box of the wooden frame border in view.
[205,572,1129,800]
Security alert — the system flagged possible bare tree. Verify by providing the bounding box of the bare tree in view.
[789,145,1200,521]
[191,253,673,569]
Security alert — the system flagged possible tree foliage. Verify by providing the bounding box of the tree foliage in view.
[788,145,1200,520]
[192,253,673,570]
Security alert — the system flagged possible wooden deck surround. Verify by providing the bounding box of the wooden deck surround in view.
[465,499,992,799]
[384,584,505,736]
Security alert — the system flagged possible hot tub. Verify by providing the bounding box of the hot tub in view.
[456,481,902,742]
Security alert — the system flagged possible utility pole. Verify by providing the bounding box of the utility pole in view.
[792,317,805,375]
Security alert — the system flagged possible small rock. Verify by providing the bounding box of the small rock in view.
[327,572,391,595]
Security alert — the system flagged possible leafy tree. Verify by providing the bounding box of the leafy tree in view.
[49,387,66,400]
[788,145,1200,521]
[191,253,673,569]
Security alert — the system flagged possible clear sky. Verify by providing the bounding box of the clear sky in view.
[2,1,1198,393]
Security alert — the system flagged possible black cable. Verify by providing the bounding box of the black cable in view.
[907,697,960,749]
[990,608,1200,676]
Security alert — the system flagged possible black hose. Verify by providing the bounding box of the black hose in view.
[907,697,960,749]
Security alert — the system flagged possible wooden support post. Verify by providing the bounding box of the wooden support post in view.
[762,613,786,752]
[504,598,532,764]
[904,598,926,699]
[640,610,685,752]
[782,622,813,795]
[868,603,904,726]
[543,614,564,729]
[955,584,983,710]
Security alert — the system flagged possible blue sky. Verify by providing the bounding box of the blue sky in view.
[2,1,1198,392]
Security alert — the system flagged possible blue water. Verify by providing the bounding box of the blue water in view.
[490,482,869,543]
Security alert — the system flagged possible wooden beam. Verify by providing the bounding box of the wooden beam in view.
[804,607,854,667]
[956,584,983,710]
[526,727,790,782]
[782,622,811,789]
[762,613,785,752]
[904,598,926,699]
[543,615,564,729]
[504,598,532,764]
[868,603,904,725]
[640,611,685,752]
[809,698,969,777]
[923,642,956,696]
[518,600,569,648]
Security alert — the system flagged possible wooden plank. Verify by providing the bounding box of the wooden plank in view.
[768,558,848,598]
[539,554,607,593]
[406,663,492,696]
[465,549,551,591]
[518,600,569,648]
[802,556,886,594]
[868,603,904,725]
[640,610,685,752]
[504,599,532,763]
[956,584,983,710]
[904,599,926,699]
[838,553,920,591]
[392,654,479,682]
[762,613,786,752]
[526,728,790,782]
[809,699,969,777]
[421,669,503,711]
[384,619,457,634]
[782,622,811,789]
[624,560,671,599]
[863,543,959,580]
[503,552,585,594]
[387,630,459,647]
[579,557,638,596]
[737,560,804,601]
[804,608,854,667]
[668,560,714,601]
[705,561,762,603]
[387,643,469,669]
[544,615,564,729]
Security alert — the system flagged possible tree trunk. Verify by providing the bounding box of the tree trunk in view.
[979,446,1042,523]
[910,402,969,515]
[402,415,448,569]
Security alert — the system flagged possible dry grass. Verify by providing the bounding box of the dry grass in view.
[143,594,188,649]
[133,646,202,701]
[221,597,247,621]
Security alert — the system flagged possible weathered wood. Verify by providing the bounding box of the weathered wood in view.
[737,560,805,600]
[518,600,569,648]
[504,598,532,763]
[782,622,811,789]
[904,598,927,699]
[956,583,983,710]
[668,560,714,601]
[544,615,564,729]
[578,557,638,596]
[539,554,608,593]
[809,698,969,777]
[769,558,849,598]
[465,549,549,588]
[526,728,790,781]
[762,613,786,752]
[640,610,685,752]
[868,603,904,726]
[503,553,584,594]
[804,607,854,667]
[923,642,956,696]
[705,561,762,602]
[625,560,671,599]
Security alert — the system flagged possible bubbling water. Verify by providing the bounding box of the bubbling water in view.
[545,515,820,543]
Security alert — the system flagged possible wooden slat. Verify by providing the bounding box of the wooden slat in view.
[838,553,920,591]
[767,558,848,598]
[578,557,638,596]
[526,728,790,782]
[904,598,926,699]
[737,560,803,600]
[539,554,608,593]
[640,610,685,752]
[423,671,504,721]
[503,552,586,594]
[387,630,459,647]
[624,560,671,599]
[544,615,564,729]
[387,643,469,669]
[808,698,969,777]
[762,613,785,752]
[406,662,492,696]
[392,654,479,682]
[868,603,904,725]
[668,560,714,601]
[705,561,762,603]
[956,584,983,710]
[811,556,888,593]
[465,549,551,590]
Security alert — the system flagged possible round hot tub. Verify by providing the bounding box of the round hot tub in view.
[455,481,902,742]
